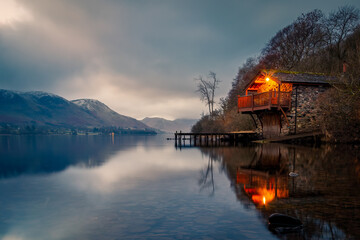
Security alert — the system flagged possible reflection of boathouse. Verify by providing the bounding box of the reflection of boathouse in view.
[235,144,289,205]
[236,168,288,205]
[238,70,333,138]
[207,143,360,239]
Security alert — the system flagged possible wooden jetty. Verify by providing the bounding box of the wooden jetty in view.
[174,131,257,148]
[173,131,323,148]
[253,131,323,144]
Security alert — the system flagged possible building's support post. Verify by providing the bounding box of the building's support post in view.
[250,114,258,129]
[175,131,178,148]
[251,94,254,111]
[278,83,281,105]
[178,131,182,147]
[268,91,272,109]
[294,86,298,135]
[279,106,290,128]
[256,113,264,138]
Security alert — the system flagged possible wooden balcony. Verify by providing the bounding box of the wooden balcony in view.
[238,91,292,113]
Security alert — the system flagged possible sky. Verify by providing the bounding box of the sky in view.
[1,0,360,120]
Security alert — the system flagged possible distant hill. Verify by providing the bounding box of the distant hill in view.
[0,89,150,131]
[72,99,148,129]
[141,117,198,133]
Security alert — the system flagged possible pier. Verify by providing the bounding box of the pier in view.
[174,131,257,148]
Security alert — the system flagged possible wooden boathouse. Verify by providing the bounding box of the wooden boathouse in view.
[238,70,334,138]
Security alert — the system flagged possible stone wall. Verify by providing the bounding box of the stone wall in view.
[281,84,329,135]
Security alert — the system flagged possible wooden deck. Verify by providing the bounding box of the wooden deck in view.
[238,91,291,113]
[173,131,257,148]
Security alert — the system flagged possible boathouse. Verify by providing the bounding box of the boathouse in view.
[237,70,334,138]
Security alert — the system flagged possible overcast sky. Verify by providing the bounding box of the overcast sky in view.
[1,0,359,120]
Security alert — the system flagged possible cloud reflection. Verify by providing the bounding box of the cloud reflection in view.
[60,146,204,193]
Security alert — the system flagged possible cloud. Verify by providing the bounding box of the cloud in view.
[55,65,205,119]
[2,236,25,240]
[1,0,360,119]
[0,0,217,118]
[0,0,33,27]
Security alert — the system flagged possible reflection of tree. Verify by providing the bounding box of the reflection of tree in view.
[198,148,225,196]
[198,156,215,196]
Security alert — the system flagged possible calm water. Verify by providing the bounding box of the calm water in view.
[0,135,359,240]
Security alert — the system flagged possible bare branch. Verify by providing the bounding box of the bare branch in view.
[195,72,220,116]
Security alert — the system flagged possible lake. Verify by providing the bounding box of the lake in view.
[0,135,359,240]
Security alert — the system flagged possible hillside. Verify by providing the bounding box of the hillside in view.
[0,90,100,127]
[72,99,148,129]
[141,117,197,133]
[0,89,151,131]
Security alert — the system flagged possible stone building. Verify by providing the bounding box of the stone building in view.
[237,70,333,138]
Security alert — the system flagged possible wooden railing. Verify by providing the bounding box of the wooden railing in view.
[238,91,291,112]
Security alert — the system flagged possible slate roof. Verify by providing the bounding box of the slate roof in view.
[272,71,335,84]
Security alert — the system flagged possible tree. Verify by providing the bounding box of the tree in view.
[195,71,221,116]
[261,9,325,70]
[227,57,260,109]
[323,5,360,71]
[343,26,360,77]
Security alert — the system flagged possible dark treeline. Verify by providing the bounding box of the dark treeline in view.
[192,6,360,142]
[0,124,157,135]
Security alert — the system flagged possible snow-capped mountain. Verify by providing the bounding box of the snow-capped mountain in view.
[72,99,148,129]
[0,89,149,129]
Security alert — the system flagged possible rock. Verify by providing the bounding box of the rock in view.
[268,213,303,234]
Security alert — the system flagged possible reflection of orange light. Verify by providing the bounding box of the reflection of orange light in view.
[249,188,275,205]
[237,169,289,206]
[246,187,288,205]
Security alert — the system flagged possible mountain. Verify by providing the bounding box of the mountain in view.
[71,99,148,129]
[141,117,198,133]
[0,89,99,127]
[0,89,149,130]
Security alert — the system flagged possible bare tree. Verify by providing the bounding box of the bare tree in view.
[195,71,221,116]
[323,5,360,71]
[324,6,360,58]
[261,9,325,70]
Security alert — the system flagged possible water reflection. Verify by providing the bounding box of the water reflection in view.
[237,168,289,206]
[199,143,360,239]
[2,135,359,239]
[198,153,215,196]
[2,135,279,240]
[0,135,153,179]
[236,144,289,206]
